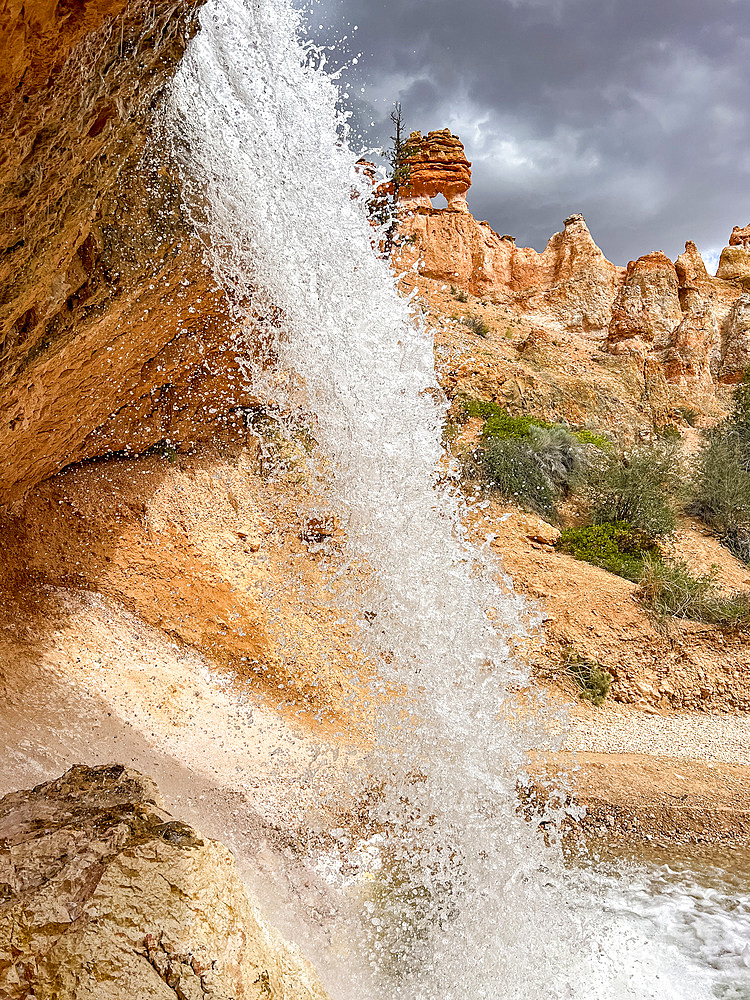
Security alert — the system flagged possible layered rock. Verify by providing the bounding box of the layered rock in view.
[0,764,331,1000]
[400,129,472,211]
[400,207,623,338]
[0,0,262,507]
[397,137,750,386]
[663,290,721,385]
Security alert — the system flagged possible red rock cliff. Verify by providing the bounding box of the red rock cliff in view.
[394,130,750,385]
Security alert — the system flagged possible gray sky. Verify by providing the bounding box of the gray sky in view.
[303,0,750,268]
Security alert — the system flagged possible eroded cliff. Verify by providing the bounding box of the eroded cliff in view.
[0,0,262,507]
[392,131,750,387]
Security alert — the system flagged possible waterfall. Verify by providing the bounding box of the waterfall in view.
[166,2,702,996]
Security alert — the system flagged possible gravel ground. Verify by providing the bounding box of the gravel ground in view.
[561,703,750,765]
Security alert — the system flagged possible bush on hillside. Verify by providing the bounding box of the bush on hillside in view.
[689,429,750,548]
[557,521,661,581]
[482,410,554,441]
[638,557,750,628]
[578,442,683,538]
[573,429,613,451]
[689,372,750,562]
[462,314,491,338]
[479,439,558,520]
[563,649,612,707]
[528,426,584,491]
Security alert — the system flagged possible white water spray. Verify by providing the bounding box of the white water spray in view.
[166,2,715,997]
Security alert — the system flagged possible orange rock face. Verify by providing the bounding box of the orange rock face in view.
[730,224,750,248]
[397,133,750,385]
[0,0,267,508]
[719,293,750,383]
[399,206,623,337]
[400,129,472,211]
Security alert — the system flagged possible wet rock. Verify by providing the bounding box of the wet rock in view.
[0,764,331,1000]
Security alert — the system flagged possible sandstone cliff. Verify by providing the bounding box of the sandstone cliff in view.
[0,0,261,507]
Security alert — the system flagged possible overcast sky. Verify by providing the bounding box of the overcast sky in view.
[303,0,750,269]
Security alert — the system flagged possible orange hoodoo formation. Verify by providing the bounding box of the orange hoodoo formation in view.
[394,124,750,387]
[730,225,750,248]
[400,128,472,211]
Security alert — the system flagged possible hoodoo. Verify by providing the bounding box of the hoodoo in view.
[395,143,750,385]
[399,128,472,211]
[729,224,750,248]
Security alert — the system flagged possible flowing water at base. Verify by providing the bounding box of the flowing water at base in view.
[163,1,750,996]
[579,847,750,998]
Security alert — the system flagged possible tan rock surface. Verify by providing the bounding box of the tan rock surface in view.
[0,0,265,507]
[0,429,367,713]
[0,764,331,1000]
[716,244,750,288]
[663,288,721,385]
[719,292,750,383]
[400,208,622,338]
[606,251,683,359]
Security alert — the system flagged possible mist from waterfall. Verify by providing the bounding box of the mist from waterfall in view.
[166,2,715,997]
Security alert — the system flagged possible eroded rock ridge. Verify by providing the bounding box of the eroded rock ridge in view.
[393,131,750,386]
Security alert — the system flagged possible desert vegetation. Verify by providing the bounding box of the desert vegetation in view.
[454,373,750,627]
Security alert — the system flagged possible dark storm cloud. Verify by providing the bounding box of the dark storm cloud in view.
[303,0,750,266]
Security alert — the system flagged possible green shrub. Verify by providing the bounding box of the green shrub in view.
[528,426,584,491]
[689,429,750,546]
[482,410,554,441]
[563,649,612,707]
[480,439,558,520]
[729,368,750,457]
[459,396,506,421]
[462,314,491,337]
[579,443,683,538]
[638,557,750,627]
[557,521,661,581]
[450,285,469,303]
[689,373,750,561]
[573,429,613,451]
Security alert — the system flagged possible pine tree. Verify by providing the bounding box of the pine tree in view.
[383,103,413,254]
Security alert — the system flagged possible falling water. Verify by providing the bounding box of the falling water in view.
[166,2,740,997]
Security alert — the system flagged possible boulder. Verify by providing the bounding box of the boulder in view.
[0,764,331,1000]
